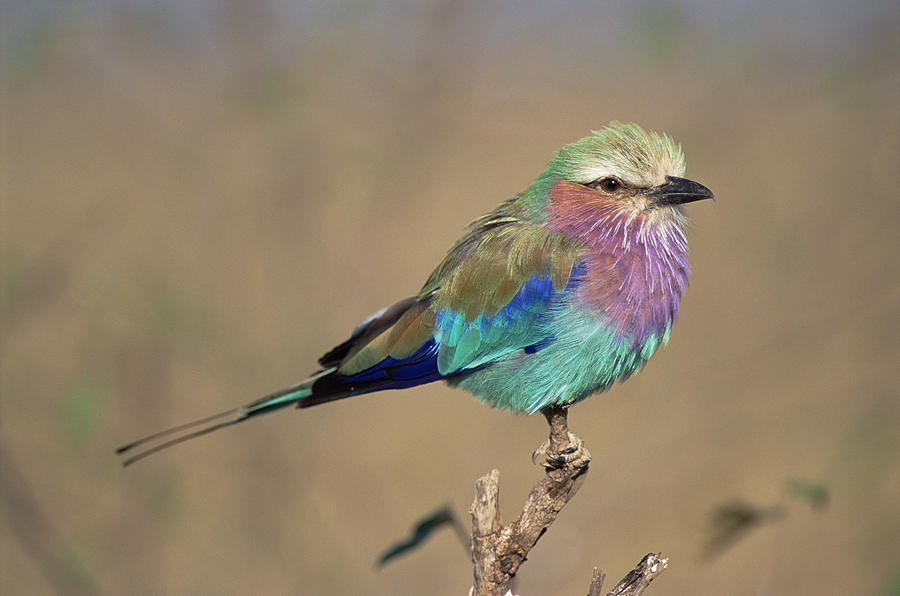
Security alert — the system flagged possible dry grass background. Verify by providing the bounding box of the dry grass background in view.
[3,2,899,595]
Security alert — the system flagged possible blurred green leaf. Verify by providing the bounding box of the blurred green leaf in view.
[376,505,457,568]
[57,379,104,445]
[705,478,830,559]
[785,479,829,510]
[704,501,764,558]
[703,501,786,559]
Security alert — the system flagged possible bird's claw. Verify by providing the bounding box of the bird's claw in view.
[532,431,591,470]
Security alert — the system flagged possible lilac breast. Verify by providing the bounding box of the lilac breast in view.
[574,223,689,346]
[546,180,691,346]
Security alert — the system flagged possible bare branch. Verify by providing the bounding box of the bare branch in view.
[588,567,606,596]
[471,469,503,592]
[469,407,668,596]
[470,405,590,596]
[605,553,668,596]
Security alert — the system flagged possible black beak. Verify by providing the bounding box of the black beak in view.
[648,176,714,206]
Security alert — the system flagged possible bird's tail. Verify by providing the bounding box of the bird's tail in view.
[116,369,333,466]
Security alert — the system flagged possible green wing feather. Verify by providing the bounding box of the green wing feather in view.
[340,209,582,378]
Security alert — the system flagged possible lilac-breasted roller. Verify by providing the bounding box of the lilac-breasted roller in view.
[118,122,713,465]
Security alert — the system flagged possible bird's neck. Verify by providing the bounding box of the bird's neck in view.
[545,180,690,343]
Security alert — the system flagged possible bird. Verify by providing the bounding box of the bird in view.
[117,122,713,466]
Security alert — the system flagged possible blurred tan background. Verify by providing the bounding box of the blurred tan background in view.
[3,1,899,594]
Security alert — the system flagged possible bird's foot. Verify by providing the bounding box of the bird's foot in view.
[531,431,592,470]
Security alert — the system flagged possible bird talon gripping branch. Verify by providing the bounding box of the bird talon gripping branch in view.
[118,122,713,466]
[532,433,592,470]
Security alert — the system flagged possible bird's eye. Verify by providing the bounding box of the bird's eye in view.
[591,177,621,193]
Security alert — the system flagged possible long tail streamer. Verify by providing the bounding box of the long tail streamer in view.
[116,381,313,466]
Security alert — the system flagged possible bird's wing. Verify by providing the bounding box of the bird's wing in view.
[330,219,582,384]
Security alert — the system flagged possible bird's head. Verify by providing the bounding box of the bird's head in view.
[535,122,713,234]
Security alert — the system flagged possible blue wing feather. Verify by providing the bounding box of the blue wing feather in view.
[317,262,584,398]
[434,270,573,375]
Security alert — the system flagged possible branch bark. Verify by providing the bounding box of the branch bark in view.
[470,405,590,596]
[468,406,668,596]
[599,553,668,596]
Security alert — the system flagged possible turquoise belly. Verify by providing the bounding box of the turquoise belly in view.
[448,307,670,413]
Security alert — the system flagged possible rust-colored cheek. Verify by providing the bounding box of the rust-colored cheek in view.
[547,180,620,238]
[548,180,601,207]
